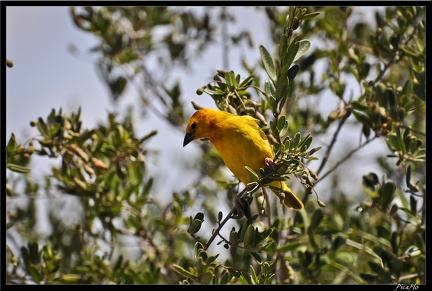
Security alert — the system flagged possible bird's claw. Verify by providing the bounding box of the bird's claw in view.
[265,157,277,171]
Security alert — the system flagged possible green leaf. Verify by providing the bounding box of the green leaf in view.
[249,265,258,284]
[6,163,31,174]
[352,110,371,126]
[243,225,255,248]
[334,251,354,265]
[269,120,277,135]
[172,264,198,279]
[395,127,406,153]
[309,209,323,231]
[61,274,82,283]
[277,241,303,252]
[347,240,383,269]
[29,265,42,283]
[290,132,301,150]
[256,228,273,245]
[308,231,318,249]
[239,219,249,242]
[368,261,385,275]
[264,79,276,98]
[286,64,299,82]
[332,235,347,252]
[280,43,298,75]
[259,45,277,84]
[194,212,204,221]
[188,219,202,235]
[281,39,299,75]
[390,231,400,254]
[280,120,289,137]
[238,273,252,285]
[277,115,286,131]
[351,101,369,111]
[278,90,289,112]
[410,195,417,215]
[225,71,237,87]
[293,40,311,62]
[194,242,205,256]
[298,133,312,150]
[230,229,238,244]
[245,166,259,180]
[111,76,127,100]
[250,252,262,264]
[389,204,399,216]
[301,12,321,21]
[269,94,277,111]
[6,133,17,154]
[239,75,254,88]
[401,45,422,58]
[306,146,321,156]
[275,75,289,103]
[217,211,223,222]
[279,32,289,61]
[36,117,49,136]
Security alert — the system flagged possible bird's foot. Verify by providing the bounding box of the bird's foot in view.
[265,157,277,171]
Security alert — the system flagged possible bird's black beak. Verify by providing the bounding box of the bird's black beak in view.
[183,132,195,147]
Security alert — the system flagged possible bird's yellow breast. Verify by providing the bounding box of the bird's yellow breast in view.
[208,114,274,185]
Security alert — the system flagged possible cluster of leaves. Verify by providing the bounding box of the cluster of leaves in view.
[164,6,426,285]
[5,108,197,284]
[183,7,323,269]
[6,6,425,285]
[194,8,322,205]
[70,6,219,127]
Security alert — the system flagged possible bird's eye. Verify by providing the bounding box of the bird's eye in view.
[191,122,197,130]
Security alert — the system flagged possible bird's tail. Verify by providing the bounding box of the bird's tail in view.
[267,180,304,210]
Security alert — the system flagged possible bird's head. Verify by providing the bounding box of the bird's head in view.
[183,109,214,147]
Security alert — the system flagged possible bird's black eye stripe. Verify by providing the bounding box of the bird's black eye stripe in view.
[191,122,197,129]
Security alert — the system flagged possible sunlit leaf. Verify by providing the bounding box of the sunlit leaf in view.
[259,45,277,84]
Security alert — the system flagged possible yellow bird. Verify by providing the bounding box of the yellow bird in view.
[183,108,304,210]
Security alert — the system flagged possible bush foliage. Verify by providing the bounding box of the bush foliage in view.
[6,6,425,284]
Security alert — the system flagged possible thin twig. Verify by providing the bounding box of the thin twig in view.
[374,18,419,84]
[316,117,347,176]
[315,135,378,185]
[204,186,250,250]
[202,174,275,250]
